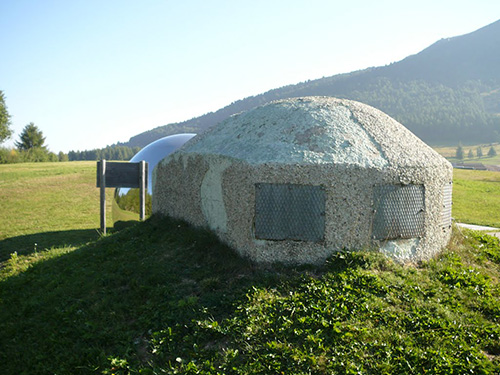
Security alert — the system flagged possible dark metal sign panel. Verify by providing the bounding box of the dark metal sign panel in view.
[372,184,425,240]
[441,182,453,229]
[255,183,325,242]
[96,161,148,189]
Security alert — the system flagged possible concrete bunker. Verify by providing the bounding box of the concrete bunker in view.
[153,97,453,264]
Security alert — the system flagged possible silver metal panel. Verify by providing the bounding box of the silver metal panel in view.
[441,182,453,229]
[255,183,325,242]
[373,185,425,240]
[97,161,148,189]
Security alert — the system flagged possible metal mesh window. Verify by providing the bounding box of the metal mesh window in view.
[372,184,425,240]
[255,183,325,242]
[441,182,453,229]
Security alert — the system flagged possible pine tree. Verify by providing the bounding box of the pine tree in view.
[477,147,483,157]
[488,146,497,157]
[15,123,46,150]
[456,144,464,160]
[468,149,474,158]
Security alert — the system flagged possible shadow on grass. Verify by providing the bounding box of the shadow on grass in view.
[0,220,145,262]
[0,216,262,373]
[0,215,367,374]
[0,229,104,262]
[2,219,498,374]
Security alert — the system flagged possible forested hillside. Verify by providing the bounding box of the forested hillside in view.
[123,19,500,148]
[67,145,140,161]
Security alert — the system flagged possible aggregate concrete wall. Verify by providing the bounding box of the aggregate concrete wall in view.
[153,97,453,265]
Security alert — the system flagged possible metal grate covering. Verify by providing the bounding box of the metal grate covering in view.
[372,184,425,240]
[441,182,453,229]
[255,183,325,242]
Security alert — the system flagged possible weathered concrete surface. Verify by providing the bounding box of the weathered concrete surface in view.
[153,97,453,265]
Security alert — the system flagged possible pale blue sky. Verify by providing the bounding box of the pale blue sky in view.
[1,0,500,153]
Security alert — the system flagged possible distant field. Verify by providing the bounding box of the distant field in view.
[452,169,500,228]
[433,143,500,165]
[432,143,500,228]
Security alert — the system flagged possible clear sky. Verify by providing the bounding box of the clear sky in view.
[1,0,500,153]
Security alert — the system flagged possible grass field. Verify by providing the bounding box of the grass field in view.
[1,162,500,374]
[453,169,500,228]
[433,143,500,165]
[0,161,113,261]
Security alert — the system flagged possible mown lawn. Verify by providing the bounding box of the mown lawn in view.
[0,161,113,261]
[0,162,499,374]
[452,169,500,228]
[433,143,500,165]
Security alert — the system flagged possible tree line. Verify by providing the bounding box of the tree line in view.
[67,146,141,161]
[0,118,60,163]
[0,90,140,163]
[455,144,498,160]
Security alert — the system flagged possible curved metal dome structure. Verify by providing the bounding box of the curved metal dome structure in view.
[113,133,196,228]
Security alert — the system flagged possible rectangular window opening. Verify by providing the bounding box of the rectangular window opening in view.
[372,184,425,240]
[255,183,325,242]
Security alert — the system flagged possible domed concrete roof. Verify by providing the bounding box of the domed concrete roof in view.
[154,96,453,264]
[181,96,442,169]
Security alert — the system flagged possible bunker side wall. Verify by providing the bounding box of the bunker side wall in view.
[154,152,452,265]
[152,153,209,228]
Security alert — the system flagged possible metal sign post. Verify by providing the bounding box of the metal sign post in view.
[99,160,107,234]
[139,160,146,221]
[96,160,148,234]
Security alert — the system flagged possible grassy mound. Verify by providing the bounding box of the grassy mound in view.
[1,216,499,374]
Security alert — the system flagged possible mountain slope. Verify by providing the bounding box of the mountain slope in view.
[382,19,500,85]
[124,20,500,148]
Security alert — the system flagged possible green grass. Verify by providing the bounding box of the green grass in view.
[0,161,113,261]
[1,162,500,374]
[433,143,500,165]
[452,169,500,228]
[431,143,500,227]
